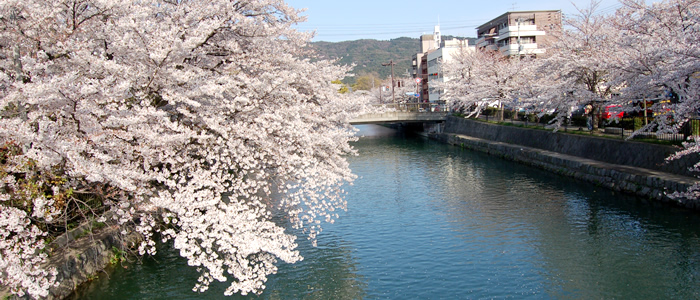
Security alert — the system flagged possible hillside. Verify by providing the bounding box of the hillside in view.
[310,37,418,83]
[309,36,476,85]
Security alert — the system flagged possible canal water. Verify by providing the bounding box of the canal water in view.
[72,125,700,299]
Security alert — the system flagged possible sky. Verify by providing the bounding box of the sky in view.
[285,0,623,42]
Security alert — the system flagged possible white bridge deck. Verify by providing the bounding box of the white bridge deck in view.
[350,103,449,125]
[350,111,449,125]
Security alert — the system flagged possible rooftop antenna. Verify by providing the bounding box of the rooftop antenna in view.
[511,2,519,11]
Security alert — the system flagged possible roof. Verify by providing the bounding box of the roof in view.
[476,10,561,30]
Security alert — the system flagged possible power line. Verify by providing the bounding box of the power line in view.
[595,3,624,15]
[305,25,481,37]
[295,21,487,40]
[294,18,490,29]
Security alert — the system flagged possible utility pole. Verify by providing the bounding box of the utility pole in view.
[382,60,396,103]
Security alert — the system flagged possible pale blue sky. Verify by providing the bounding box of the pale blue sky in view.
[285,0,623,42]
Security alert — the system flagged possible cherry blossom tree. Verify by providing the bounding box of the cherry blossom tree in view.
[441,48,538,119]
[534,1,622,128]
[439,47,481,115]
[613,0,700,127]
[442,1,623,127]
[0,0,365,297]
[612,0,700,199]
[365,84,391,105]
[368,77,419,106]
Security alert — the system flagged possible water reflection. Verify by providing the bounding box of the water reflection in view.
[73,127,700,299]
[344,132,700,299]
[69,231,367,299]
[255,236,367,300]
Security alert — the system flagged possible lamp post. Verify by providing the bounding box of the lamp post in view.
[382,60,396,103]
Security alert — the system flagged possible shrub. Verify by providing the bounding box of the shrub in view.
[503,109,516,119]
[690,119,700,136]
[619,117,644,130]
[539,114,556,124]
[571,116,588,127]
[483,107,498,116]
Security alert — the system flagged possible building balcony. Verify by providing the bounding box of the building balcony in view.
[499,25,538,34]
[499,43,545,56]
[476,36,496,48]
[496,29,546,41]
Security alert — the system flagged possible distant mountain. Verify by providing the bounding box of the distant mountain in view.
[308,36,475,85]
[309,37,418,83]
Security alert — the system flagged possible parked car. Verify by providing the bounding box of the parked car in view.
[602,105,624,120]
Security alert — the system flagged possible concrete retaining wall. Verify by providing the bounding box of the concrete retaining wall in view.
[444,116,697,177]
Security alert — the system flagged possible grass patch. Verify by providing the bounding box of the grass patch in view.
[110,246,127,265]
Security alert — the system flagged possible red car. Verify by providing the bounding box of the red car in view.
[602,105,624,120]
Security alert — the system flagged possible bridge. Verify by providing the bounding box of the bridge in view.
[350,103,450,125]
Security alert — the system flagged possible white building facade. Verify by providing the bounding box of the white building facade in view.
[427,38,474,102]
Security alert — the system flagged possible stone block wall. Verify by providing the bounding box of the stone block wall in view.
[444,116,697,177]
[1,224,139,300]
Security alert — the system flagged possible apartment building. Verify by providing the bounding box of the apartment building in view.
[412,26,474,102]
[427,38,473,101]
[476,10,561,56]
[412,28,440,102]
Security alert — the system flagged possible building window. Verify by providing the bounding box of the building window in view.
[520,36,536,44]
[428,59,437,68]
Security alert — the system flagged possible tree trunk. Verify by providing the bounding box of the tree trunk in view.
[591,105,599,130]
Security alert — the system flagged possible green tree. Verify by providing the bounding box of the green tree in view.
[332,80,349,94]
[352,74,383,91]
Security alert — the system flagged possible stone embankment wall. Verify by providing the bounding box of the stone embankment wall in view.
[434,116,700,210]
[44,225,130,300]
[443,116,696,176]
[2,223,138,300]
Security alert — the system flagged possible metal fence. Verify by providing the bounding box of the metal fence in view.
[598,115,699,141]
[375,103,450,113]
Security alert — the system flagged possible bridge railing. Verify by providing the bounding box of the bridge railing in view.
[374,103,450,113]
[351,103,450,125]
